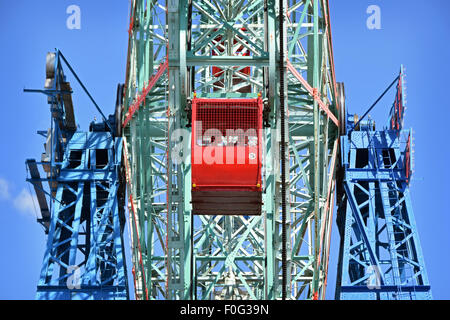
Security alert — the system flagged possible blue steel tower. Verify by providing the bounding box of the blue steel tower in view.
[335,66,432,300]
[25,51,129,299]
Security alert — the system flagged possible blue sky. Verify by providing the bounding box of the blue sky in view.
[326,0,450,300]
[0,1,449,300]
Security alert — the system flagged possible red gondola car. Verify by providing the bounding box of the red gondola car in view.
[191,97,263,215]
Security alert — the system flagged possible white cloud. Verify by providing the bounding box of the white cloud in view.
[13,188,38,218]
[0,178,11,200]
[0,178,39,219]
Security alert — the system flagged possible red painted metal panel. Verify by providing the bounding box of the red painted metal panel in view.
[405,133,412,184]
[191,98,263,215]
[390,73,404,133]
[211,29,251,93]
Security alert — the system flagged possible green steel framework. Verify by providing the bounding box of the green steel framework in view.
[122,0,340,300]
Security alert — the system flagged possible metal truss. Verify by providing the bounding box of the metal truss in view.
[26,51,128,300]
[123,0,339,300]
[335,69,432,300]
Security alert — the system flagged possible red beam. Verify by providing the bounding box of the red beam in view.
[123,60,168,128]
[316,138,338,299]
[123,138,149,300]
[318,139,338,265]
[287,60,339,126]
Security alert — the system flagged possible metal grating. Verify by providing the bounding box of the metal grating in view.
[194,100,259,147]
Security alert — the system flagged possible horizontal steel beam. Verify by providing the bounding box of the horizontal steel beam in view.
[186,54,270,67]
[340,285,431,293]
[345,169,404,182]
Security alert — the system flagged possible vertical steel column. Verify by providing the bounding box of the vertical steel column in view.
[285,0,340,299]
[123,0,170,300]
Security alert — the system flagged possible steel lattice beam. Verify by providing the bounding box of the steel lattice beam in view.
[123,0,340,300]
[335,68,432,300]
[26,51,129,300]
[34,133,128,300]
